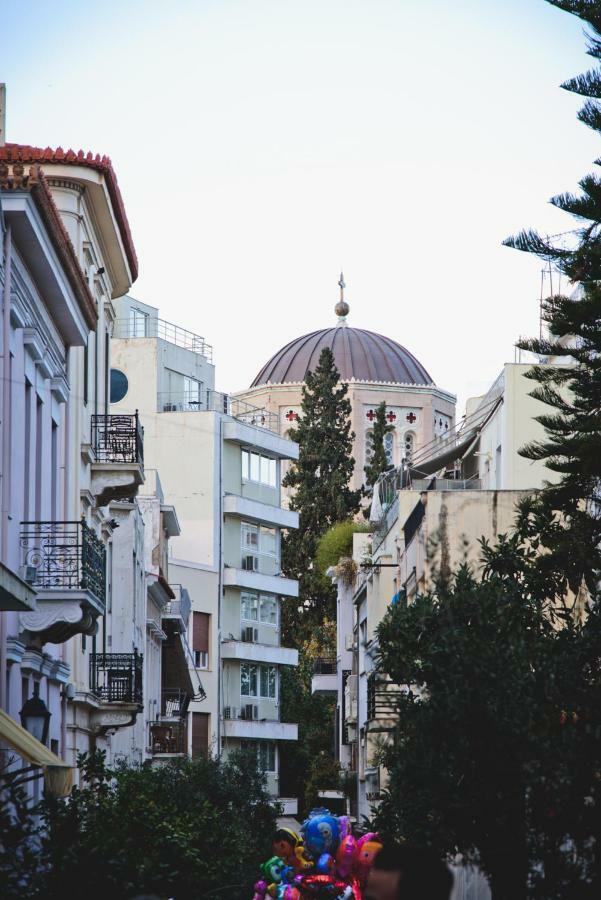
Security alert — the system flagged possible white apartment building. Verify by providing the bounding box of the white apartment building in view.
[110,296,300,812]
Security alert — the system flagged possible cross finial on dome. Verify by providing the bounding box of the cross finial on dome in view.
[335,271,350,323]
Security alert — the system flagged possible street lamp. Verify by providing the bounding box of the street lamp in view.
[20,682,51,745]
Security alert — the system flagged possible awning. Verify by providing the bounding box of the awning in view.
[0,708,72,797]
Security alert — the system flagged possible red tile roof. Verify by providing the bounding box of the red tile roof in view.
[0,161,98,329]
[0,143,138,281]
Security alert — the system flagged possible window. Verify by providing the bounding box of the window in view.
[241,592,259,621]
[193,612,210,669]
[258,741,276,772]
[241,592,278,625]
[384,432,394,466]
[194,650,209,669]
[183,376,203,410]
[241,663,277,699]
[130,307,149,337]
[365,431,374,463]
[242,450,277,487]
[241,523,278,570]
[110,369,129,404]
[403,432,414,463]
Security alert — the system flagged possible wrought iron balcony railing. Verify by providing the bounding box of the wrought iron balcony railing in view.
[91,413,144,466]
[161,687,191,719]
[367,673,402,723]
[313,657,337,675]
[20,520,106,604]
[90,651,143,705]
[150,720,187,755]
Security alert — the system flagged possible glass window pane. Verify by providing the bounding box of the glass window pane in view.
[241,664,250,696]
[268,666,276,699]
[242,523,259,549]
[260,526,277,556]
[268,743,276,771]
[260,594,277,625]
[260,665,268,698]
[249,664,257,696]
[250,452,260,481]
[260,455,270,484]
[242,450,249,480]
[268,458,277,487]
[241,592,259,621]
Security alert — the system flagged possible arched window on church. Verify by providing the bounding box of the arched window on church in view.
[366,430,395,467]
[384,431,394,467]
[403,432,415,464]
[365,431,375,465]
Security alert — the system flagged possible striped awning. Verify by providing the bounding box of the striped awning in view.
[0,708,72,797]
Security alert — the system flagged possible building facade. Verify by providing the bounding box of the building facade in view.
[110,295,300,812]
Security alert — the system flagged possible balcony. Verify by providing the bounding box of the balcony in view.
[90,413,144,505]
[311,657,338,696]
[150,720,187,759]
[367,674,402,733]
[221,639,298,667]
[19,521,106,644]
[89,651,143,733]
[222,708,298,742]
[223,566,299,598]
[162,585,191,633]
[158,389,281,436]
[160,687,191,720]
[113,315,213,362]
[223,494,299,531]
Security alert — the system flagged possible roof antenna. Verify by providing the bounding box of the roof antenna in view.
[335,271,350,323]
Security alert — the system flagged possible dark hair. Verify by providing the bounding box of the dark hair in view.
[372,842,453,900]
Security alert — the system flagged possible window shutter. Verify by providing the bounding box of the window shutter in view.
[192,712,209,758]
[193,612,209,652]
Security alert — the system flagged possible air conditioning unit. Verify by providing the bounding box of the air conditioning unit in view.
[242,555,259,572]
[242,627,259,643]
[224,706,232,719]
[21,565,37,585]
[241,704,258,720]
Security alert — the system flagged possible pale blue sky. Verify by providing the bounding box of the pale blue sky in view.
[2,0,596,410]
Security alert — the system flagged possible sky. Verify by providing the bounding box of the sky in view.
[2,0,598,412]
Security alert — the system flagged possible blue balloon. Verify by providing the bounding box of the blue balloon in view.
[302,810,340,857]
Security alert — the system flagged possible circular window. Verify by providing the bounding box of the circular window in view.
[110,368,129,404]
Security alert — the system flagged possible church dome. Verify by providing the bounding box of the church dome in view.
[250,325,433,387]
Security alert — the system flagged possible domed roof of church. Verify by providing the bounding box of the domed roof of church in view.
[250,278,433,387]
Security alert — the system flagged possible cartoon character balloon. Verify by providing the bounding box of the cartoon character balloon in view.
[301,808,341,858]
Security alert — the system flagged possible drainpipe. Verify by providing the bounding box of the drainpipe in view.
[217,415,223,752]
[0,221,12,710]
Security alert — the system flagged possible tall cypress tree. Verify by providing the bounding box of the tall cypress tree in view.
[504,0,601,599]
[281,347,362,644]
[364,401,394,487]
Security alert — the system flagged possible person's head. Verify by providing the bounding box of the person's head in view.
[365,842,453,900]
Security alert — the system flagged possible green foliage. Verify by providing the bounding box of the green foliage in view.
[503,2,601,598]
[0,749,277,900]
[364,401,394,488]
[303,752,341,814]
[279,649,337,819]
[315,519,370,576]
[282,347,362,645]
[374,531,601,900]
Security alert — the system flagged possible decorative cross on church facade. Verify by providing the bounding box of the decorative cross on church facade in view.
[406,412,417,424]
[285,409,299,422]
[386,411,397,423]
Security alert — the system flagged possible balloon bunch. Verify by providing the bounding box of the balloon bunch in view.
[251,809,382,900]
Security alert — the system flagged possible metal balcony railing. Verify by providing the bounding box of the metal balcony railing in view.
[91,413,144,466]
[20,520,106,604]
[367,674,402,723]
[163,585,191,626]
[90,651,143,705]
[158,389,280,435]
[161,688,191,719]
[313,657,337,675]
[150,720,187,755]
[113,316,213,362]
